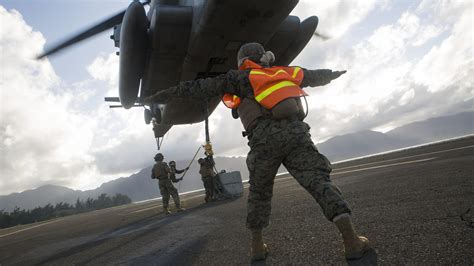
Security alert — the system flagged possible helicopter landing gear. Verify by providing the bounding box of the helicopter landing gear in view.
[144,105,162,125]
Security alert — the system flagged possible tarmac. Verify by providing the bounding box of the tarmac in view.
[1,136,473,265]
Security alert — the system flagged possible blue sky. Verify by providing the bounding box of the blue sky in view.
[0,0,472,195]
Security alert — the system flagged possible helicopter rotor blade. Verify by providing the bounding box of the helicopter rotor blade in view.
[313,31,331,41]
[36,1,151,59]
[36,10,126,59]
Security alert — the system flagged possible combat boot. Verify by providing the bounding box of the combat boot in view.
[163,207,172,215]
[334,214,370,260]
[176,204,185,212]
[251,229,269,261]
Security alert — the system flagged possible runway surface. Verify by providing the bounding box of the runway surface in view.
[1,136,473,265]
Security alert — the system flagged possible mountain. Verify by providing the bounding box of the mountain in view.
[317,130,403,161]
[0,185,82,213]
[1,111,472,212]
[386,111,473,144]
[318,111,473,161]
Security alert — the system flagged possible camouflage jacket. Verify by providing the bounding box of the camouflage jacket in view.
[151,162,170,180]
[169,166,185,182]
[199,156,216,178]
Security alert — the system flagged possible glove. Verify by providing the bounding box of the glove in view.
[330,70,347,80]
[185,167,190,170]
[178,177,183,182]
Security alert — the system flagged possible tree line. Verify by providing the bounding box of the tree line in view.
[0,193,131,229]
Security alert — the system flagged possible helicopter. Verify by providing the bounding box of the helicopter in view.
[38,0,321,148]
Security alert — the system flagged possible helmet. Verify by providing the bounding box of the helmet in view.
[169,161,176,166]
[154,153,164,161]
[237,42,265,67]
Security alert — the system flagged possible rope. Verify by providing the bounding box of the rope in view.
[155,134,165,150]
[178,145,202,191]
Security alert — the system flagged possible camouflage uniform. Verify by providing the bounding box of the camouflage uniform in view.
[152,162,181,209]
[199,156,217,202]
[150,67,351,229]
[246,118,350,228]
[169,165,186,181]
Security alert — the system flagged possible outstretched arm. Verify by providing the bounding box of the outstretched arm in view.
[175,168,186,174]
[300,69,346,88]
[144,70,249,104]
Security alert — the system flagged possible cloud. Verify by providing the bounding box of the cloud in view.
[412,24,442,47]
[412,6,473,93]
[291,0,379,39]
[0,6,97,194]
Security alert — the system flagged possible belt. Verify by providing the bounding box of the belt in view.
[243,115,303,137]
[242,116,267,137]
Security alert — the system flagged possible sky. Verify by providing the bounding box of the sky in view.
[0,0,473,195]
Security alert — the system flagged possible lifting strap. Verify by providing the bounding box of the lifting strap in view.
[155,136,164,150]
[179,145,202,180]
[178,145,202,192]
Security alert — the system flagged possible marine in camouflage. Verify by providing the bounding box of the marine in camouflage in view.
[145,42,371,260]
[199,156,217,202]
[152,161,182,210]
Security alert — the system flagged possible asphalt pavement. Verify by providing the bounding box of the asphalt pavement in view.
[1,136,473,265]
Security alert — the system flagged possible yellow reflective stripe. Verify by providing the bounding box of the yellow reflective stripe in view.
[250,69,287,77]
[255,81,297,102]
[292,67,301,78]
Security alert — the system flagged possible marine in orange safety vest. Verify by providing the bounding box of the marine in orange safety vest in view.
[145,42,371,262]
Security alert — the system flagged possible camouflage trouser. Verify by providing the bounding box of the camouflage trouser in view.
[246,118,351,230]
[202,175,215,202]
[158,179,181,209]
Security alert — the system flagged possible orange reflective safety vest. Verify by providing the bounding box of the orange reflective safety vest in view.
[222,59,306,109]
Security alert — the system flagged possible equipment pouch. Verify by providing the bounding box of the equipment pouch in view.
[271,98,301,119]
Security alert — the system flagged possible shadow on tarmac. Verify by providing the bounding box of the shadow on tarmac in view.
[250,248,378,266]
[347,248,378,266]
[129,237,210,265]
[36,198,239,265]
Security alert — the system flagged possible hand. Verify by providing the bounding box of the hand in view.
[185,167,190,170]
[178,178,183,182]
[330,70,347,80]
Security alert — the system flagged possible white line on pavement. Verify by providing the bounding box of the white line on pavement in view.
[0,219,62,238]
[332,157,436,175]
[334,145,474,171]
[273,157,436,183]
[128,193,206,214]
